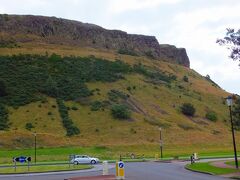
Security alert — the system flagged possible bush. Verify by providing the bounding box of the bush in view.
[111,104,131,119]
[90,101,102,111]
[183,75,189,82]
[71,106,78,111]
[118,49,138,56]
[57,99,80,136]
[0,104,9,130]
[133,64,176,83]
[108,89,128,102]
[25,123,34,131]
[181,103,196,116]
[205,111,217,122]
[0,54,132,107]
[0,80,7,97]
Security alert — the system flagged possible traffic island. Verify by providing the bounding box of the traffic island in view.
[185,161,240,178]
[65,175,115,180]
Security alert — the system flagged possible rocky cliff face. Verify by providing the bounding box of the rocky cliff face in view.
[0,14,190,67]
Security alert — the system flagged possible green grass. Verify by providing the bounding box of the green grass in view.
[225,160,240,166]
[186,162,239,175]
[0,145,240,165]
[0,164,92,174]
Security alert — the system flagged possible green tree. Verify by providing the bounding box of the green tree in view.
[217,28,240,65]
[181,103,196,116]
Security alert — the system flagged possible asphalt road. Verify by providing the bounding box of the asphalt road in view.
[0,161,227,180]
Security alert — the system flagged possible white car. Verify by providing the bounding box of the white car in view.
[71,155,99,165]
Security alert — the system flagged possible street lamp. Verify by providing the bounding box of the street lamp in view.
[226,96,238,169]
[159,127,163,159]
[33,132,37,164]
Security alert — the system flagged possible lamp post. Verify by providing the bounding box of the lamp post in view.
[159,127,163,159]
[33,132,37,164]
[226,96,238,169]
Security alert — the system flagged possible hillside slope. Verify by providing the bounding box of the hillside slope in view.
[0,15,238,156]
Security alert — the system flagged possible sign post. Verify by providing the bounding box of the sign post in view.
[13,156,31,172]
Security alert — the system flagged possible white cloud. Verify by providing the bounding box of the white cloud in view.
[108,0,182,14]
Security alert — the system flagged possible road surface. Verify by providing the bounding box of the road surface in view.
[0,161,228,180]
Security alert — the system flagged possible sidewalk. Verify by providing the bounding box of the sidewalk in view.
[66,175,115,180]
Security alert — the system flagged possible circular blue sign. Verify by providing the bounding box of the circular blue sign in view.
[119,162,124,168]
[19,156,26,163]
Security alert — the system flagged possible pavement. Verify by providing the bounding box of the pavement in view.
[0,161,227,180]
[66,175,115,180]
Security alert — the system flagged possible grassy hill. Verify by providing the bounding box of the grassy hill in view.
[0,42,238,162]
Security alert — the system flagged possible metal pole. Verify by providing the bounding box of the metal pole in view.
[34,133,37,164]
[160,128,163,159]
[229,106,238,169]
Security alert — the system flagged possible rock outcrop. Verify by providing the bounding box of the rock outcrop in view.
[0,14,190,67]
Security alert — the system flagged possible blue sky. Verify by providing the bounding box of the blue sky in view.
[0,0,239,94]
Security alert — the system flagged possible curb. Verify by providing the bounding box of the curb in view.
[184,165,214,176]
[0,166,93,175]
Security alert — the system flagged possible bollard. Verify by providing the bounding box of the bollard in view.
[102,161,109,175]
[116,161,125,180]
[194,153,198,160]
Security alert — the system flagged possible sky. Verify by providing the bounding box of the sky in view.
[0,0,239,94]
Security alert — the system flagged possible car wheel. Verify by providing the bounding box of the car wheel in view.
[74,161,79,165]
[91,160,96,164]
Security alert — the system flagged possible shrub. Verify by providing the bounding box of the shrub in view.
[25,123,34,131]
[205,111,217,122]
[71,106,78,111]
[0,54,132,107]
[0,104,9,130]
[145,51,155,59]
[57,99,80,136]
[133,64,176,83]
[108,89,128,102]
[0,80,7,97]
[90,101,102,111]
[118,49,138,56]
[181,103,196,116]
[111,104,131,119]
[183,75,189,82]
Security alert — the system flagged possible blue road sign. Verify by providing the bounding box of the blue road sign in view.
[119,162,124,168]
[19,156,26,163]
[13,156,31,163]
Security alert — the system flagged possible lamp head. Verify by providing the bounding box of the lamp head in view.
[226,96,233,107]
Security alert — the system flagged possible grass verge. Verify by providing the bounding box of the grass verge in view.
[0,164,92,174]
[186,162,239,175]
